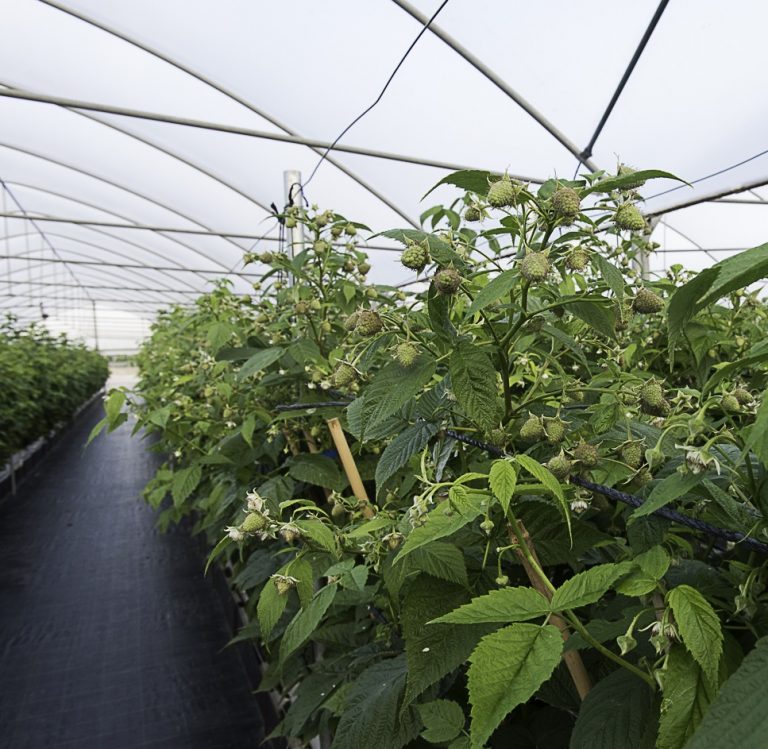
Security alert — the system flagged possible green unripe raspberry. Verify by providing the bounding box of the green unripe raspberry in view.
[551,186,581,222]
[545,417,567,445]
[614,301,634,331]
[721,394,741,413]
[520,252,550,283]
[573,441,599,467]
[485,428,508,449]
[332,363,357,388]
[620,442,644,469]
[617,164,646,190]
[313,239,330,255]
[464,205,482,222]
[331,502,346,519]
[434,267,462,295]
[495,575,510,587]
[241,512,269,533]
[358,261,371,275]
[614,204,645,231]
[315,211,331,227]
[355,310,383,336]
[733,388,753,405]
[259,251,274,264]
[331,225,343,238]
[480,518,494,535]
[547,452,572,480]
[320,321,332,333]
[394,341,419,368]
[343,258,356,272]
[272,575,298,595]
[565,246,589,271]
[401,242,430,271]
[365,288,377,299]
[294,301,309,314]
[639,379,670,416]
[520,414,546,442]
[487,177,519,208]
[633,287,664,314]
[344,311,360,331]
[345,223,357,236]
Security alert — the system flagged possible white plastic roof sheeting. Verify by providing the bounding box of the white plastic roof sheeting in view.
[2,0,768,351]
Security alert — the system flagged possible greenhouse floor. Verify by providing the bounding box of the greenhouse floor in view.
[0,400,265,748]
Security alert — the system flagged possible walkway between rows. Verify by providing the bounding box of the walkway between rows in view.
[0,399,265,748]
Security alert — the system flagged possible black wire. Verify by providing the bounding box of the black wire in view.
[646,145,768,202]
[572,0,669,180]
[301,0,451,190]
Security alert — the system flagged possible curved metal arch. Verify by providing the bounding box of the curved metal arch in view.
[0,180,225,289]
[40,0,420,228]
[391,0,598,172]
[0,142,269,277]
[8,267,200,297]
[2,247,207,296]
[7,262,198,302]
[0,231,207,292]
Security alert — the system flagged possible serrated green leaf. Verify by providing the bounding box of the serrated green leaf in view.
[376,420,438,491]
[550,562,632,611]
[432,586,550,625]
[287,453,344,491]
[171,464,202,507]
[279,583,337,664]
[360,357,436,436]
[422,169,502,199]
[241,413,256,446]
[402,577,489,706]
[632,471,701,519]
[333,655,420,749]
[594,255,625,299]
[489,460,517,514]
[466,269,517,315]
[394,492,486,562]
[418,699,465,743]
[468,623,562,748]
[449,342,501,429]
[294,519,338,556]
[236,347,284,380]
[744,386,768,469]
[585,169,686,195]
[667,585,722,686]
[567,299,616,339]
[686,637,768,749]
[347,515,393,538]
[206,321,238,352]
[404,542,468,587]
[570,668,657,749]
[658,646,716,749]
[257,576,288,641]
[204,534,231,576]
[514,455,572,543]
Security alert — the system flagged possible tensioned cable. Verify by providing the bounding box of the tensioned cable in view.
[573,0,669,178]
[301,0,451,190]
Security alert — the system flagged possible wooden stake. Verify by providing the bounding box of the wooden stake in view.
[326,417,374,518]
[510,522,592,700]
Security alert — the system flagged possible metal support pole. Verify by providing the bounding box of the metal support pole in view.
[91,299,99,351]
[283,170,305,286]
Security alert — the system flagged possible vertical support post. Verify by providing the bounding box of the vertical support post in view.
[283,170,304,287]
[91,299,99,351]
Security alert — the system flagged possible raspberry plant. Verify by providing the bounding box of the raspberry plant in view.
[98,170,768,748]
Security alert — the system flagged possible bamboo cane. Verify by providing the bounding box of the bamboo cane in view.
[511,522,592,700]
[326,417,375,518]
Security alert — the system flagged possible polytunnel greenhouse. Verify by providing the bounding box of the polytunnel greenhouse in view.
[4,1,768,747]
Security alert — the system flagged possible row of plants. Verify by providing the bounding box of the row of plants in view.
[1,315,108,467]
[98,167,768,748]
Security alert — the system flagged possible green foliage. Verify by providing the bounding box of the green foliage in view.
[0,317,108,463]
[113,168,768,747]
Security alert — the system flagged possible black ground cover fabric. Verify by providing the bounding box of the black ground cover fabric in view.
[0,401,265,748]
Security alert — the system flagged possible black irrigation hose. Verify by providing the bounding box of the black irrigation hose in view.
[444,429,768,556]
[273,402,768,555]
